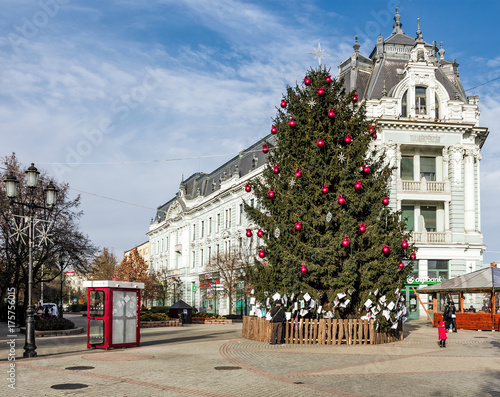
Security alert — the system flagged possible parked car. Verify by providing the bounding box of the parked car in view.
[42,303,59,317]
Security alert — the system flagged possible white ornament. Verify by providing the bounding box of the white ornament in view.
[338,152,346,163]
[274,227,280,239]
[290,179,296,188]
[307,99,316,109]
[326,212,332,222]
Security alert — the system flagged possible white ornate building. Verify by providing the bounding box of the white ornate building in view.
[148,10,489,318]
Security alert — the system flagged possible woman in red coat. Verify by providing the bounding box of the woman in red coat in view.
[438,321,448,348]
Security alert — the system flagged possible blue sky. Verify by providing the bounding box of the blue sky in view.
[1,0,499,264]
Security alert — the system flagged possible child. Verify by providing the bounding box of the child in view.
[438,321,448,348]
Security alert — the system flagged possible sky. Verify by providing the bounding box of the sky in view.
[1,0,499,264]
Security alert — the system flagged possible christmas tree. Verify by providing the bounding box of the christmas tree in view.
[244,67,415,330]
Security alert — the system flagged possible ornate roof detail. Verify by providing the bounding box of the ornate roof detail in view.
[439,42,445,60]
[353,36,360,53]
[416,18,424,44]
[392,7,404,34]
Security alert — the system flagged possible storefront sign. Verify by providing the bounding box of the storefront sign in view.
[406,275,443,285]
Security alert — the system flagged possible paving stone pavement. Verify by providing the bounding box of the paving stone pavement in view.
[1,320,500,396]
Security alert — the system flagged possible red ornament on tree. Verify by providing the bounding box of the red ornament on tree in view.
[258,249,265,258]
[398,262,405,269]
[262,144,268,154]
[372,133,377,139]
[328,109,335,118]
[246,229,252,237]
[268,189,275,198]
[244,183,251,192]
[317,87,325,96]
[382,196,390,206]
[321,184,329,194]
[294,221,302,231]
[410,252,417,261]
[344,134,352,144]
[294,168,302,178]
[326,75,332,83]
[280,100,287,108]
[257,228,264,237]
[354,180,362,190]
[304,76,311,86]
[382,244,390,255]
[338,194,346,205]
[358,222,366,233]
[273,164,280,174]
[352,94,358,102]
[401,239,408,249]
[289,118,296,127]
[317,138,325,147]
[300,263,307,274]
[342,236,350,247]
[368,125,374,133]
[363,164,370,174]
[271,125,277,134]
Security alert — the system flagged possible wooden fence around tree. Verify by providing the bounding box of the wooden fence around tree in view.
[242,316,403,345]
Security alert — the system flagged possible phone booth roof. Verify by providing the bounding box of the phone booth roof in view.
[83,280,145,289]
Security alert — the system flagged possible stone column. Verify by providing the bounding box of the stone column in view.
[463,149,476,232]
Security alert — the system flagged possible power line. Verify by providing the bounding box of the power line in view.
[464,75,500,92]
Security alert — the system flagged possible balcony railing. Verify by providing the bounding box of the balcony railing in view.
[410,232,451,244]
[398,180,449,194]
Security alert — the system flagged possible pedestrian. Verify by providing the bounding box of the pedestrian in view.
[442,301,450,330]
[44,305,50,318]
[269,299,285,345]
[438,321,448,348]
[449,301,457,332]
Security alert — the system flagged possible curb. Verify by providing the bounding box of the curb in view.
[20,327,84,337]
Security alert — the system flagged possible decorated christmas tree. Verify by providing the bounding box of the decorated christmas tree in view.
[244,67,415,330]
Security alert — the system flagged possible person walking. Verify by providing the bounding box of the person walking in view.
[269,300,285,345]
[443,301,451,330]
[438,321,448,348]
[449,301,457,332]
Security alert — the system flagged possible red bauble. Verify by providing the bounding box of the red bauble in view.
[326,75,332,83]
[257,228,264,237]
[398,262,405,269]
[258,249,265,258]
[246,229,252,237]
[338,194,346,205]
[317,87,325,96]
[321,184,329,194]
[300,263,307,274]
[382,244,390,255]
[382,196,390,206]
[410,252,417,261]
[294,222,302,231]
[328,109,335,118]
[268,189,275,198]
[317,138,325,147]
[289,118,296,127]
[273,164,280,174]
[344,134,352,144]
[271,125,277,134]
[294,168,302,178]
[401,239,408,249]
[359,222,366,233]
[245,183,251,192]
[355,179,362,190]
[280,100,287,108]
[352,94,358,102]
[373,133,377,139]
[342,236,350,247]
[262,144,268,154]
[368,125,374,133]
[304,76,311,86]
[363,164,370,174]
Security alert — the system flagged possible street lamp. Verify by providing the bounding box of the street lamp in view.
[4,164,58,358]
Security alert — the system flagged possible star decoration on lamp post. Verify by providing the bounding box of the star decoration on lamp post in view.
[308,43,331,66]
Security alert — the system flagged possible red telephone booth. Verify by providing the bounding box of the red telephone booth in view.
[83,280,144,349]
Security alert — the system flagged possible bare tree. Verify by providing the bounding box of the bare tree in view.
[206,248,245,315]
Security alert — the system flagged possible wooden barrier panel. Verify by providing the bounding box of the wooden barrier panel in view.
[243,317,403,345]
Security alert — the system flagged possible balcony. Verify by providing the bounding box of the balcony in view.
[410,232,451,244]
[398,179,450,194]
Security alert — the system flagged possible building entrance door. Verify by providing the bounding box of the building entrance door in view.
[403,287,419,320]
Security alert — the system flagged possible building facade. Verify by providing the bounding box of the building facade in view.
[148,10,489,318]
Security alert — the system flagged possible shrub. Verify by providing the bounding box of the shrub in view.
[35,317,76,331]
[150,306,170,315]
[194,312,226,319]
[140,312,170,322]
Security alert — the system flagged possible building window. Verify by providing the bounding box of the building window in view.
[239,204,243,225]
[420,157,436,181]
[192,224,196,241]
[401,205,415,231]
[208,217,212,235]
[435,93,439,119]
[217,213,221,233]
[400,156,414,180]
[225,209,229,229]
[201,221,204,238]
[192,251,196,268]
[428,260,448,280]
[228,208,231,228]
[200,249,204,267]
[415,86,427,114]
[421,206,437,232]
[401,90,408,117]
[208,246,212,263]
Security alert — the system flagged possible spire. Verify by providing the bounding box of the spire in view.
[353,36,360,53]
[439,42,445,60]
[416,18,424,43]
[382,80,387,97]
[392,8,404,34]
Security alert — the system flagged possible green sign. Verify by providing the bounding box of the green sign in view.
[192,285,197,292]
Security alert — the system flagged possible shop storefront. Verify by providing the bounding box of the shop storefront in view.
[199,272,220,314]
[403,275,444,320]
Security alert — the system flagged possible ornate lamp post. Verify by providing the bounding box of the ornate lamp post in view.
[4,164,58,358]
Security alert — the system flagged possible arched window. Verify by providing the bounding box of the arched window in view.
[401,90,408,117]
[435,93,439,119]
[415,86,427,114]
